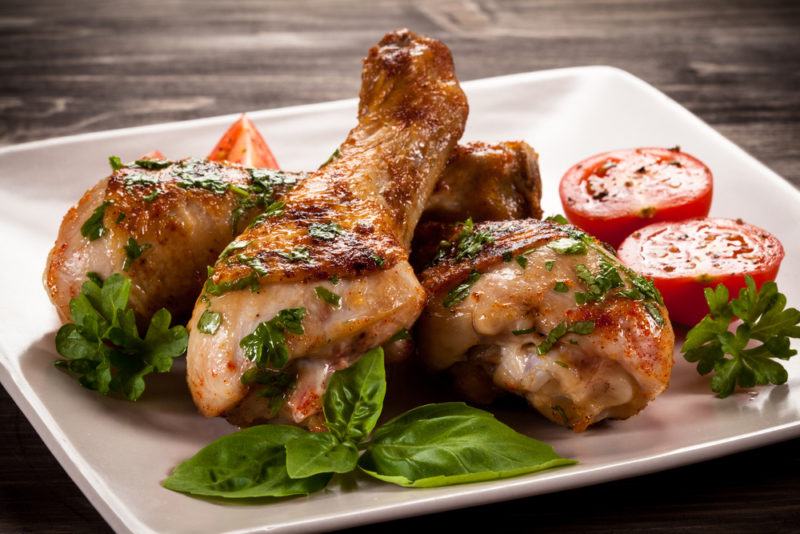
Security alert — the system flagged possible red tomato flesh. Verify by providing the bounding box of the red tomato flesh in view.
[618,218,784,326]
[560,147,713,246]
[208,114,279,169]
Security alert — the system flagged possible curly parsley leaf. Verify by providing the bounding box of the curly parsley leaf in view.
[239,308,306,370]
[443,271,481,309]
[54,273,188,400]
[108,155,124,171]
[682,276,800,398]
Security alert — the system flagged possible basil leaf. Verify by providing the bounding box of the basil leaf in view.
[323,347,386,443]
[359,402,575,488]
[285,432,359,479]
[163,425,331,498]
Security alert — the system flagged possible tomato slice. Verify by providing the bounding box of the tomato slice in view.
[138,150,166,160]
[208,114,279,169]
[618,218,784,326]
[560,147,713,246]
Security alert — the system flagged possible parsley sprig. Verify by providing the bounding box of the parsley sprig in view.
[54,273,188,400]
[682,276,800,398]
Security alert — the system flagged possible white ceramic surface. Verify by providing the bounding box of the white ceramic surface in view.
[1,66,799,533]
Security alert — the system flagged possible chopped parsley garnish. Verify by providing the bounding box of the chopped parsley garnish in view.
[247,201,286,229]
[235,254,268,276]
[502,251,513,262]
[134,159,172,170]
[371,253,385,267]
[115,212,126,224]
[205,271,260,296]
[54,273,188,400]
[320,147,342,168]
[197,310,222,335]
[122,237,151,271]
[537,321,595,355]
[314,286,341,308]
[278,247,312,263]
[81,201,111,241]
[544,214,569,225]
[309,222,344,241]
[109,155,124,171]
[239,308,306,370]
[453,218,494,261]
[544,260,555,272]
[683,277,800,398]
[574,259,623,305]
[547,237,587,255]
[512,326,537,336]
[516,255,528,269]
[219,239,250,261]
[329,275,340,285]
[142,189,160,202]
[239,367,297,416]
[443,271,481,309]
[554,281,569,293]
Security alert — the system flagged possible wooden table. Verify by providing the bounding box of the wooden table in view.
[2,1,798,531]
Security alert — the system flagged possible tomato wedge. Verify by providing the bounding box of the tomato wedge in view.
[618,218,784,326]
[208,114,279,169]
[560,147,713,246]
[138,150,166,160]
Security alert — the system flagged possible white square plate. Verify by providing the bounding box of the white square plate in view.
[1,66,799,533]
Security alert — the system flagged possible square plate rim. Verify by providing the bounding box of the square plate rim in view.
[1,64,799,533]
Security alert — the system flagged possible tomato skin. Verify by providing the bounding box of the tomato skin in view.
[560,147,713,246]
[208,114,279,169]
[618,218,785,326]
[138,150,166,160]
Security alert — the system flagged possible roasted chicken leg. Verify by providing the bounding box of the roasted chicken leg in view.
[416,219,675,431]
[187,30,468,427]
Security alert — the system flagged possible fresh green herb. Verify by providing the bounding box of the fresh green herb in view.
[358,402,575,488]
[682,277,800,398]
[544,214,569,225]
[86,272,103,285]
[512,326,537,336]
[134,159,171,170]
[370,253,385,267]
[314,286,341,308]
[247,200,286,229]
[219,240,250,261]
[165,347,574,500]
[240,367,297,416]
[547,237,587,255]
[108,155,124,171]
[205,271,260,296]
[453,218,494,261]
[387,328,411,343]
[54,273,187,401]
[554,281,569,293]
[516,255,528,269]
[122,237,151,271]
[443,271,481,309]
[239,308,306,370]
[320,147,342,168]
[122,172,159,188]
[574,259,624,305]
[544,260,555,272]
[197,310,222,335]
[278,247,312,263]
[235,254,268,276]
[502,251,513,262]
[309,222,344,241]
[81,201,111,241]
[537,321,595,355]
[329,275,340,285]
[115,212,126,224]
[142,189,160,202]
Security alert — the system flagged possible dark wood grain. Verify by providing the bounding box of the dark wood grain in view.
[1,0,799,532]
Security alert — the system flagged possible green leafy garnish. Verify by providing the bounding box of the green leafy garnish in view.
[387,328,411,343]
[218,239,249,261]
[442,271,481,309]
[682,277,800,398]
[134,159,171,170]
[239,308,306,370]
[320,147,342,168]
[81,201,111,241]
[548,237,587,255]
[165,347,574,500]
[54,273,188,400]
[370,253,385,267]
[554,281,569,293]
[544,214,569,225]
[197,310,221,335]
[502,251,513,262]
[516,255,528,269]
[537,321,595,354]
[314,286,341,308]
[108,155,124,171]
[544,260,555,272]
[574,259,624,305]
[453,218,494,261]
[309,222,344,241]
[278,247,312,263]
[122,237,151,271]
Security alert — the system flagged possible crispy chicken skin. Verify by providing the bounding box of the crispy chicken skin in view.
[416,219,674,431]
[44,159,302,322]
[423,141,542,223]
[187,30,468,422]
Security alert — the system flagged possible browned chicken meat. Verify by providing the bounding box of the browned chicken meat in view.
[187,30,469,428]
[44,159,302,323]
[45,142,538,327]
[416,219,675,431]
